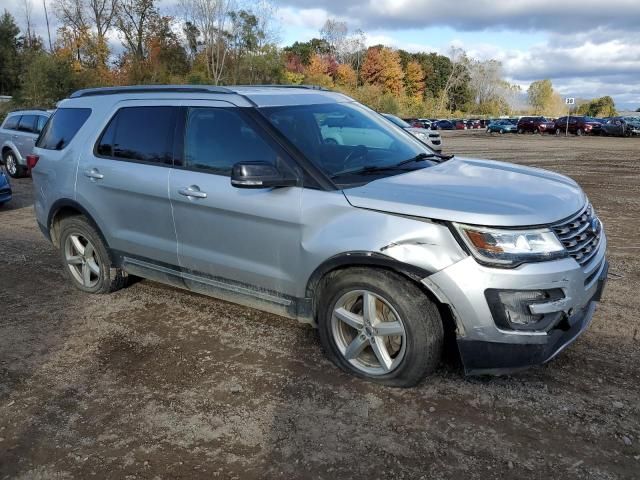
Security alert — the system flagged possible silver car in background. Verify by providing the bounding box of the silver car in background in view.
[0,109,51,177]
[31,85,607,387]
[381,113,443,152]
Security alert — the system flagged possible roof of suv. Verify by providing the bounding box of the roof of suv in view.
[67,85,353,108]
[6,109,52,117]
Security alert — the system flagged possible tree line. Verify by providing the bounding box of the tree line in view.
[0,0,621,118]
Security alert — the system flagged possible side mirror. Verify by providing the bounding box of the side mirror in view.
[230,161,297,189]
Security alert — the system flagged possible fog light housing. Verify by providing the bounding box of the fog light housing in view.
[485,289,565,331]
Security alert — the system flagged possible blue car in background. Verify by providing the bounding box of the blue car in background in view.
[0,168,12,206]
[486,119,518,134]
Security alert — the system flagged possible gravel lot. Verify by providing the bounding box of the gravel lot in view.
[1,131,639,479]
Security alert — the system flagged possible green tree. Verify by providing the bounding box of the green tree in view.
[0,11,21,95]
[577,96,616,117]
[283,38,330,65]
[527,79,555,114]
[16,50,79,107]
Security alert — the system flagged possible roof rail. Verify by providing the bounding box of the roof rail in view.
[233,84,329,91]
[8,107,49,113]
[69,85,235,98]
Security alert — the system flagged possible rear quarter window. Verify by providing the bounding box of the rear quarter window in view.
[36,108,92,150]
[2,115,20,130]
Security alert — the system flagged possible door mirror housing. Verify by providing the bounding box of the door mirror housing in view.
[231,161,297,189]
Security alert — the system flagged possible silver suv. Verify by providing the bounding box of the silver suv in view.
[0,109,51,177]
[31,86,607,387]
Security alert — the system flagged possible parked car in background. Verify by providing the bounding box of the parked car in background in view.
[381,113,443,152]
[0,167,12,206]
[517,116,555,134]
[0,109,52,178]
[432,120,455,130]
[486,119,518,134]
[600,117,640,137]
[454,120,466,130]
[401,118,432,129]
[466,119,481,129]
[31,84,608,386]
[554,116,603,136]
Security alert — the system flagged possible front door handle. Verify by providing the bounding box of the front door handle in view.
[84,168,104,180]
[178,185,207,199]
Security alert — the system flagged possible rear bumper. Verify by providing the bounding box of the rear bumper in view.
[456,261,607,375]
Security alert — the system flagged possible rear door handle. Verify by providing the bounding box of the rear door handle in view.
[84,168,104,180]
[178,186,207,199]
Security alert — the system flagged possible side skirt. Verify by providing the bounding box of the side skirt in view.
[120,256,314,325]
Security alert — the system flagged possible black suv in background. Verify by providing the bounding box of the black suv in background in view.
[516,116,555,134]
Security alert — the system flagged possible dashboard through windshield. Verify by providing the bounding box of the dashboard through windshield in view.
[261,102,436,184]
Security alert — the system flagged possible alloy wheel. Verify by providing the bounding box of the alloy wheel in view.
[331,290,407,375]
[64,233,101,288]
[5,153,17,176]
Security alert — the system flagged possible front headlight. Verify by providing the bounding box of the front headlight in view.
[453,223,567,267]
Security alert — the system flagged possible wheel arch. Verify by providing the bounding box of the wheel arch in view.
[305,251,456,326]
[305,252,460,364]
[47,199,111,253]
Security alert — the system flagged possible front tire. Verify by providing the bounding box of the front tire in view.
[317,268,443,387]
[3,151,26,178]
[576,128,584,136]
[58,216,127,294]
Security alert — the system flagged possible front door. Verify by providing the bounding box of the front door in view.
[169,105,303,297]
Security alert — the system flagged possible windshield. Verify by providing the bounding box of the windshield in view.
[262,102,435,184]
[382,114,411,128]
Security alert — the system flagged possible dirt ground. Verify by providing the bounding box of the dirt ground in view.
[1,131,639,480]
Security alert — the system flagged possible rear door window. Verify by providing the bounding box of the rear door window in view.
[96,106,176,165]
[17,115,37,133]
[3,115,21,130]
[37,108,92,150]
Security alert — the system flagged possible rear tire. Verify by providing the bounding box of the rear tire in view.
[317,268,443,387]
[3,151,26,178]
[57,216,127,294]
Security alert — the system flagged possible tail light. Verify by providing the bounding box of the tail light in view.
[26,155,39,171]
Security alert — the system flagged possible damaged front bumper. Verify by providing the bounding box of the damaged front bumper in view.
[422,234,608,375]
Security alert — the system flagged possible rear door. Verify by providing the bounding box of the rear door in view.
[76,102,179,266]
[169,103,303,297]
[16,115,39,157]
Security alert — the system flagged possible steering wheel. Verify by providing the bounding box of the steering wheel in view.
[343,145,368,169]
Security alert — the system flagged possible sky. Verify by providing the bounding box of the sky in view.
[5,0,640,110]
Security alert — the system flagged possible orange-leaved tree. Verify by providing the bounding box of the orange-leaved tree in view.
[360,47,404,96]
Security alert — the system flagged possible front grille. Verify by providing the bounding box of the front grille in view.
[552,204,602,267]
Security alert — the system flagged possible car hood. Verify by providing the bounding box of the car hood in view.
[343,157,586,226]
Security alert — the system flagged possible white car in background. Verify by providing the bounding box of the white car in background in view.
[381,113,443,152]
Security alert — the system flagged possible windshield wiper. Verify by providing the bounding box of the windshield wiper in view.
[396,152,453,166]
[330,165,411,179]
